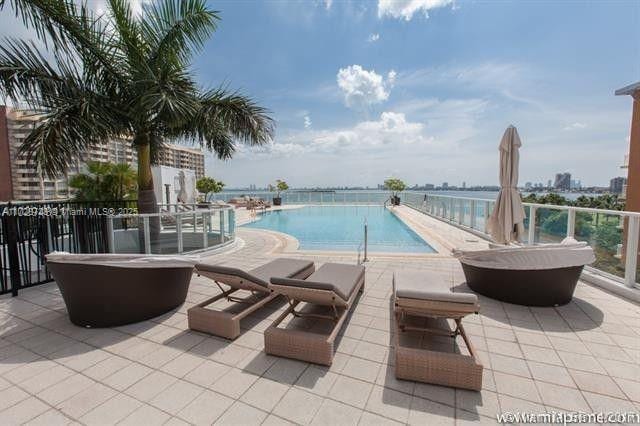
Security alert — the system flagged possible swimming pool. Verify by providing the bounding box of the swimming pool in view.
[243,206,436,253]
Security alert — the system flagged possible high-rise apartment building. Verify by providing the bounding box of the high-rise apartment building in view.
[554,172,571,190]
[0,106,205,201]
[157,144,205,179]
[610,177,627,195]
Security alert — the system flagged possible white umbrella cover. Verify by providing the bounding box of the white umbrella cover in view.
[487,125,526,244]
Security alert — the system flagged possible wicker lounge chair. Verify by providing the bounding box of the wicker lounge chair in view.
[393,270,483,391]
[188,258,315,339]
[265,263,365,366]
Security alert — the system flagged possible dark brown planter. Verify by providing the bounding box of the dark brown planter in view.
[392,195,401,206]
[273,197,282,206]
[47,258,194,327]
[461,263,583,307]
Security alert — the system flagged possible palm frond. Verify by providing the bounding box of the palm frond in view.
[107,0,146,68]
[0,39,69,106]
[18,112,96,177]
[142,0,219,65]
[199,88,275,146]
[0,0,125,80]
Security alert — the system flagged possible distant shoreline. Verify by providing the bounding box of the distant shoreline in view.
[219,189,607,202]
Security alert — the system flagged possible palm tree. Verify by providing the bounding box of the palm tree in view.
[0,0,273,214]
[69,161,137,201]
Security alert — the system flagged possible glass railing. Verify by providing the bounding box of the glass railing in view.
[105,205,235,255]
[212,191,390,205]
[403,192,639,289]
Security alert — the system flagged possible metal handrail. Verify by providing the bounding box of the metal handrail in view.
[357,219,368,264]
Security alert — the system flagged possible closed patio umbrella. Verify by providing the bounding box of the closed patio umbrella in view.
[487,125,526,244]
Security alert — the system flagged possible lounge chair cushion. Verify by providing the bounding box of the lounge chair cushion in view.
[394,270,478,305]
[196,258,314,288]
[271,263,365,301]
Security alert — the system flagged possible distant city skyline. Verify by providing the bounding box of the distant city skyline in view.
[0,1,637,188]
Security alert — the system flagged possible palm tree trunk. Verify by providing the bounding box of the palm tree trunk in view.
[135,138,160,253]
[136,141,158,214]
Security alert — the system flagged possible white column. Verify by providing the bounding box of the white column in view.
[176,215,183,253]
[624,215,639,288]
[106,217,114,253]
[202,212,208,248]
[470,200,477,229]
[528,206,537,244]
[143,217,151,254]
[567,209,576,238]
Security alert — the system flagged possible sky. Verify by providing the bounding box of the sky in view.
[1,0,639,188]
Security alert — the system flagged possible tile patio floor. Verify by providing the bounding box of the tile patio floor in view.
[0,210,639,425]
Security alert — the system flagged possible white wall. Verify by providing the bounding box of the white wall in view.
[152,165,196,205]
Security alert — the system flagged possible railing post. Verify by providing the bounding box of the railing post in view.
[528,206,537,245]
[449,198,454,221]
[484,201,491,233]
[470,200,476,229]
[143,216,151,254]
[567,209,576,238]
[624,216,639,288]
[176,214,183,253]
[228,209,235,237]
[106,217,114,253]
[4,209,21,297]
[363,220,368,263]
[219,210,225,243]
[320,193,323,204]
[202,212,208,248]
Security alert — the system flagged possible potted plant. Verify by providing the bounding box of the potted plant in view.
[384,178,406,206]
[271,179,289,206]
[196,177,224,207]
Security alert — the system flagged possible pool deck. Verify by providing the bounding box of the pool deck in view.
[0,208,639,425]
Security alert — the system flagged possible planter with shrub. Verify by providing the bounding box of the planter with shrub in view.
[196,177,224,207]
[270,179,289,206]
[384,178,406,206]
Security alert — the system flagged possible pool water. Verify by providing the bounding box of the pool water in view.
[243,206,435,253]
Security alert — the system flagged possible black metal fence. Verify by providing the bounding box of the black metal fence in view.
[0,200,137,296]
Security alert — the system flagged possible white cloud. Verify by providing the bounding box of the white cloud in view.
[396,62,546,110]
[563,122,587,131]
[387,70,397,86]
[336,65,396,109]
[377,0,453,21]
[241,111,430,159]
[368,33,380,42]
[304,114,312,129]
[323,0,333,10]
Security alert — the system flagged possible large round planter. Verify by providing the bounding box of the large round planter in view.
[47,257,194,327]
[392,196,401,206]
[461,263,583,307]
[273,197,282,206]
